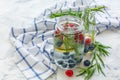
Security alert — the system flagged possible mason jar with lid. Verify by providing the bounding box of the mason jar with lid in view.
[53,16,85,69]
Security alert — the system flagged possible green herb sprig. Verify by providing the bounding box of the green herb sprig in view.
[77,41,110,80]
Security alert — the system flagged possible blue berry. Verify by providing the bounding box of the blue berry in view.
[57,60,63,65]
[62,56,70,59]
[62,63,67,68]
[69,64,75,68]
[68,59,75,63]
[56,40,63,47]
[84,45,89,53]
[89,43,95,50]
[63,52,69,55]
[84,60,91,66]
[70,54,75,59]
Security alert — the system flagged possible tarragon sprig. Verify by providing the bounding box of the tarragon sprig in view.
[77,41,110,80]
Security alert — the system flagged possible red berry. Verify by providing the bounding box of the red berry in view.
[65,70,74,77]
[79,33,84,41]
[74,32,84,43]
[85,37,91,45]
[68,23,75,27]
[64,27,68,30]
[55,28,60,35]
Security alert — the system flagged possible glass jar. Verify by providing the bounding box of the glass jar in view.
[53,16,85,69]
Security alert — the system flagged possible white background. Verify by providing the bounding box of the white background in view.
[0,0,120,80]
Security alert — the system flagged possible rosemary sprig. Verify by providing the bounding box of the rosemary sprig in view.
[82,6,105,32]
[77,41,110,80]
[50,10,82,18]
[50,6,105,19]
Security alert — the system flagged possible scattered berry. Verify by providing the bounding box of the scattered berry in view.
[84,60,91,66]
[89,43,95,50]
[84,45,89,53]
[85,37,91,45]
[65,70,74,77]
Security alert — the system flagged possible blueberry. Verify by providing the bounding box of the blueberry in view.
[84,45,89,53]
[70,54,75,59]
[62,56,70,59]
[57,60,63,65]
[62,63,67,68]
[89,43,95,50]
[69,64,76,68]
[84,60,91,66]
[56,40,63,47]
[63,52,69,55]
[68,59,75,63]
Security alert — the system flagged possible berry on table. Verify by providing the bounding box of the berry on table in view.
[84,60,91,66]
[65,70,74,77]
[85,37,91,45]
[84,45,89,53]
[89,43,95,50]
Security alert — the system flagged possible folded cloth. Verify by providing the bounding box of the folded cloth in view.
[10,0,120,80]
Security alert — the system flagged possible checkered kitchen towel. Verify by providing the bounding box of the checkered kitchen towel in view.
[10,0,120,80]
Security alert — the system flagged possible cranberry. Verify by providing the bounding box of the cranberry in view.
[55,28,60,35]
[85,37,91,45]
[68,23,75,27]
[74,32,84,43]
[65,70,74,77]
[79,33,84,41]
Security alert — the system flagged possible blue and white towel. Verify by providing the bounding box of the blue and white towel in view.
[10,0,120,80]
